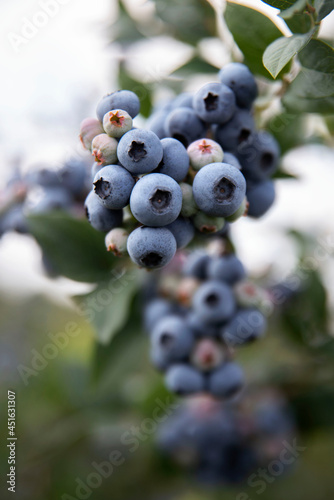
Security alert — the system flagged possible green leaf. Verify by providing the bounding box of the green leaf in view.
[283,40,334,113]
[74,268,140,344]
[263,33,313,78]
[268,112,306,153]
[225,2,285,77]
[280,0,312,33]
[272,169,298,179]
[313,0,334,21]
[261,0,299,8]
[27,212,118,283]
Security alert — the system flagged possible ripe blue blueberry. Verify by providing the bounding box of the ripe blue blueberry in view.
[222,152,242,170]
[165,216,195,248]
[84,190,123,232]
[193,82,236,124]
[2,205,28,234]
[117,129,163,174]
[130,173,182,226]
[192,163,246,217]
[144,298,176,334]
[96,90,140,121]
[192,281,236,324]
[237,131,280,181]
[93,164,135,210]
[165,107,206,148]
[183,251,212,280]
[214,108,255,153]
[218,63,258,110]
[165,364,205,395]
[26,168,62,189]
[127,226,177,269]
[207,254,246,285]
[150,315,195,368]
[221,308,267,346]
[27,187,72,214]
[185,312,219,338]
[246,180,275,218]
[187,139,224,171]
[147,109,168,139]
[208,361,244,398]
[170,92,194,110]
[60,158,88,197]
[156,138,189,182]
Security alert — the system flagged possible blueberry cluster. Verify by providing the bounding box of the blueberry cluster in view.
[145,250,268,397]
[81,63,279,270]
[158,392,295,485]
[0,157,91,238]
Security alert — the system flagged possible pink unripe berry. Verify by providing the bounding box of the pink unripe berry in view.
[79,118,104,151]
[191,339,225,371]
[91,134,118,166]
[105,228,129,256]
[103,109,133,138]
[187,139,224,171]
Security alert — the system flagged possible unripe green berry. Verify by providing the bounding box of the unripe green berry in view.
[91,134,118,166]
[103,109,133,138]
[180,182,198,218]
[187,139,223,171]
[193,211,225,234]
[105,227,129,256]
[79,118,104,151]
[225,197,248,222]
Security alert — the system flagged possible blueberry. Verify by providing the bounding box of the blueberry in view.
[180,182,198,218]
[222,152,241,170]
[79,117,104,151]
[165,216,195,248]
[105,227,129,256]
[183,251,211,280]
[84,190,123,232]
[144,298,176,333]
[93,164,135,210]
[130,173,182,226]
[117,129,163,174]
[147,109,168,139]
[156,138,189,182]
[191,338,226,372]
[193,82,236,124]
[2,205,28,234]
[193,212,225,234]
[187,139,224,171]
[192,281,236,324]
[60,158,88,197]
[103,109,132,138]
[214,108,255,153]
[96,90,140,121]
[151,315,195,368]
[192,163,246,217]
[171,92,194,109]
[91,134,118,166]
[165,107,206,148]
[237,131,280,181]
[207,255,246,285]
[218,63,258,109]
[26,187,72,214]
[246,180,275,218]
[185,312,219,338]
[221,308,267,346]
[91,162,102,180]
[26,168,62,189]
[165,364,205,395]
[127,226,177,269]
[208,361,244,398]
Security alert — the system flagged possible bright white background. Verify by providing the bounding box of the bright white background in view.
[0,0,333,306]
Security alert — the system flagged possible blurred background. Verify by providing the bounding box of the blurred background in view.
[1,1,334,499]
